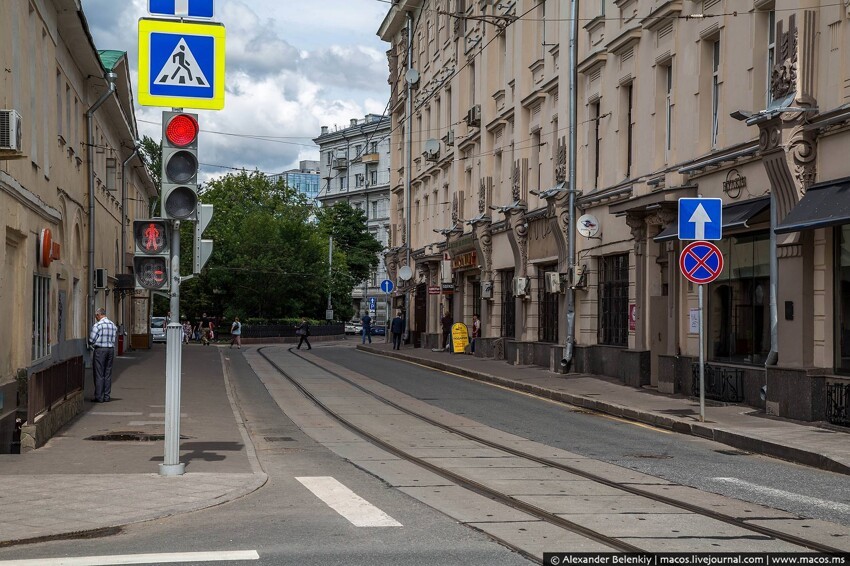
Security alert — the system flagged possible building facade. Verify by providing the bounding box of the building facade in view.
[314,115,392,324]
[268,160,321,201]
[0,0,156,451]
[379,0,850,424]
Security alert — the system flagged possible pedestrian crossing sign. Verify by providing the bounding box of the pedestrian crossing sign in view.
[138,18,225,110]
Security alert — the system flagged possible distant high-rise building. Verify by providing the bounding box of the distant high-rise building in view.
[268,160,321,200]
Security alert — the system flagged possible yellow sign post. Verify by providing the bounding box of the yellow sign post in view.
[451,322,470,354]
[138,18,226,110]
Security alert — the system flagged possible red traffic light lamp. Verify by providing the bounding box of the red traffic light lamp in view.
[161,112,200,220]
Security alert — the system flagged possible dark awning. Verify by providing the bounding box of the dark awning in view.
[654,196,771,242]
[775,178,850,234]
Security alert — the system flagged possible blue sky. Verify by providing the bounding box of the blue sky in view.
[80,0,391,179]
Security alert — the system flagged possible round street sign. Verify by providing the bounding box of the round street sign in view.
[380,279,394,293]
[680,241,724,285]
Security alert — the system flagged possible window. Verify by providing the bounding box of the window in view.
[340,177,347,191]
[709,232,770,364]
[372,201,379,219]
[592,101,601,188]
[766,10,776,106]
[598,254,629,346]
[326,151,332,165]
[370,170,378,185]
[665,65,673,160]
[538,268,559,343]
[355,174,364,188]
[711,39,721,148]
[56,70,62,138]
[33,274,50,361]
[370,141,378,154]
[501,270,516,339]
[837,225,850,373]
[625,83,634,177]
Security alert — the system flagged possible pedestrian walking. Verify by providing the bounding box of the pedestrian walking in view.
[361,313,372,344]
[89,307,117,403]
[471,313,480,354]
[295,316,312,350]
[230,317,242,349]
[391,311,404,350]
[199,313,211,346]
[441,309,453,352]
[182,320,192,344]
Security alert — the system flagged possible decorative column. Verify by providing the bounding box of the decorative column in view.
[626,213,647,352]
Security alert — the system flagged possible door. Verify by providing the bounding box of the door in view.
[650,296,668,387]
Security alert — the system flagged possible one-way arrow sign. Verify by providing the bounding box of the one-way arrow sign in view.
[678,198,722,241]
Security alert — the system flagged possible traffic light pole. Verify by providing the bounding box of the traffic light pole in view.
[160,218,185,476]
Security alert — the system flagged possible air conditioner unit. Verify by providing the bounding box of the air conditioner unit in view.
[512,276,530,298]
[544,272,564,294]
[0,109,23,155]
[441,129,455,147]
[481,280,494,299]
[465,104,481,128]
[94,268,108,290]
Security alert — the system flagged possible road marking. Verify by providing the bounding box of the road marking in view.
[127,421,166,426]
[296,476,402,527]
[88,412,144,416]
[0,550,260,565]
[711,477,850,513]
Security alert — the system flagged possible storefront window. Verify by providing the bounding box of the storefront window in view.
[708,231,769,364]
[501,270,515,339]
[598,254,629,346]
[538,267,559,343]
[837,225,850,373]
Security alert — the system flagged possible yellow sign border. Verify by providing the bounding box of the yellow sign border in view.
[138,18,226,110]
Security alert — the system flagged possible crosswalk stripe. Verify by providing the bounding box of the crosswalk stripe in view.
[0,550,260,565]
[296,476,402,527]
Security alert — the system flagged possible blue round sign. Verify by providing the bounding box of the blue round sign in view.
[679,241,724,284]
[380,279,394,293]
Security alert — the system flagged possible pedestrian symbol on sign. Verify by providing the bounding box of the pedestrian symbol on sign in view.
[156,39,209,87]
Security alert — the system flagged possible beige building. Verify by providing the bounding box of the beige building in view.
[0,0,156,451]
[380,0,850,424]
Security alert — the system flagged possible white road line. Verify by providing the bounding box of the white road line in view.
[296,476,403,527]
[127,421,166,426]
[0,550,260,565]
[88,412,144,416]
[712,477,850,513]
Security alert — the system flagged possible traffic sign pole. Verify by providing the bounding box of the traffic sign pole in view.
[161,219,185,476]
[698,284,705,423]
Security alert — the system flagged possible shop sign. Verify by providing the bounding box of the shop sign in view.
[441,282,455,294]
[452,250,477,270]
[447,233,475,252]
[723,169,747,199]
[451,322,470,353]
[428,285,441,295]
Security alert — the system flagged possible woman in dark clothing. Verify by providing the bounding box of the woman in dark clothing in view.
[296,317,312,350]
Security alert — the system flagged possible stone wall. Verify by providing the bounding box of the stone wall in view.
[20,391,83,452]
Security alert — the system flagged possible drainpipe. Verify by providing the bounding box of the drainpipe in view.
[87,71,117,333]
[562,0,579,372]
[120,144,139,329]
[765,190,779,367]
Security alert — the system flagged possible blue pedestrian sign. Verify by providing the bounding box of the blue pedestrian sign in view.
[149,0,214,18]
[678,198,723,241]
[138,19,226,110]
[380,279,394,294]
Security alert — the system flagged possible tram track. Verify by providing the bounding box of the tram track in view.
[258,346,848,557]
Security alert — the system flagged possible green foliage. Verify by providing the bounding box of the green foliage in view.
[316,202,383,285]
[139,136,162,214]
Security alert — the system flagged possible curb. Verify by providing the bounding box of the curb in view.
[358,345,850,476]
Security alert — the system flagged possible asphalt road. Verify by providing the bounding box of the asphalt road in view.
[310,346,850,526]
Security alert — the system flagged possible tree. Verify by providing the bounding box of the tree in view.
[139,135,161,215]
[316,202,383,286]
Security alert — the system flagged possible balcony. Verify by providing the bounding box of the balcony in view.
[332,157,348,170]
[361,153,380,164]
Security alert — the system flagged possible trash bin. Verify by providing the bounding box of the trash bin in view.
[118,334,124,356]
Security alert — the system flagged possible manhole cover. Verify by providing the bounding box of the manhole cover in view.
[264,436,295,442]
[714,449,751,456]
[86,432,190,442]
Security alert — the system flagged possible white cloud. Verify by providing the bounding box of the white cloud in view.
[80,0,391,179]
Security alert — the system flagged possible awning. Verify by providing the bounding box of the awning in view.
[775,178,850,234]
[654,196,770,242]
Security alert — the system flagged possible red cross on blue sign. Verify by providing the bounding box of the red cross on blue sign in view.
[679,241,724,285]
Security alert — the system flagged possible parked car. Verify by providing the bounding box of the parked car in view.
[345,322,362,335]
[370,325,386,336]
[151,317,167,343]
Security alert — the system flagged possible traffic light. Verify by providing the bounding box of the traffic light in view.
[161,111,200,220]
[133,219,170,290]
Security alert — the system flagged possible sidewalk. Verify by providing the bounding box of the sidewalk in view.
[0,345,266,546]
[358,343,850,475]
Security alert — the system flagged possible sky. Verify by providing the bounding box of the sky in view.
[80,0,392,180]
